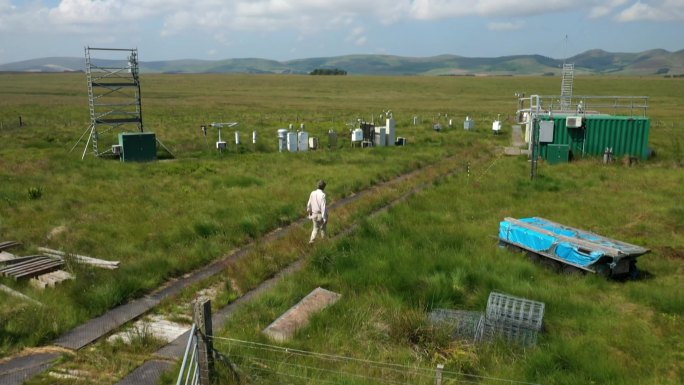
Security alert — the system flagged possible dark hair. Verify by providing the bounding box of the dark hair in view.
[318,180,326,190]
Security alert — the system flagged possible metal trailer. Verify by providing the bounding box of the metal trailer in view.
[499,217,649,278]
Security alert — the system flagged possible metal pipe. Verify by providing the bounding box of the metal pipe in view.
[176,324,197,385]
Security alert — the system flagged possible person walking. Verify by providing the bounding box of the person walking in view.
[307,180,327,244]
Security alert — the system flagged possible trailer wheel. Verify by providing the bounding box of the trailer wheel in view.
[628,261,640,280]
[594,264,612,278]
[527,251,540,263]
[541,258,561,272]
[562,265,584,275]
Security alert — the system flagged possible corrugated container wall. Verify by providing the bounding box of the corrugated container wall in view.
[537,115,650,161]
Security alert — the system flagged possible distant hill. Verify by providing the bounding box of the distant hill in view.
[1,49,683,75]
[568,49,684,74]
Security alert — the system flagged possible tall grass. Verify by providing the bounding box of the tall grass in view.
[1,73,683,384]
[218,152,684,385]
[0,73,464,355]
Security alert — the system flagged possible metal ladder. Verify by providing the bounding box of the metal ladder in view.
[560,63,574,111]
[84,47,99,155]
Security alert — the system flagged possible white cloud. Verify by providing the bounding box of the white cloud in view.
[615,1,684,21]
[409,0,684,22]
[1,0,683,38]
[488,21,525,31]
[409,0,572,20]
[616,2,663,20]
[589,0,628,18]
[347,26,368,46]
[49,0,121,25]
[0,1,13,31]
[0,1,46,32]
[0,0,14,11]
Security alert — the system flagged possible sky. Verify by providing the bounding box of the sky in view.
[0,0,683,64]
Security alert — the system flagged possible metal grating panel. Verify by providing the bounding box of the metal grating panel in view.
[486,292,545,331]
[477,317,539,346]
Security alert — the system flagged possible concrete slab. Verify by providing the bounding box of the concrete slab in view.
[263,287,341,342]
[107,315,190,344]
[504,147,523,156]
[511,125,525,147]
[48,368,89,381]
[0,284,44,306]
[30,270,74,290]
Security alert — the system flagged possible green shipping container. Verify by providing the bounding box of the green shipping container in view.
[546,144,570,164]
[118,132,157,162]
[537,115,650,161]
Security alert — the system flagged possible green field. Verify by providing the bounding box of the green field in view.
[1,73,683,384]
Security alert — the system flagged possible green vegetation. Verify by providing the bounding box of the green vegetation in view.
[218,156,684,385]
[1,73,683,385]
[310,68,347,75]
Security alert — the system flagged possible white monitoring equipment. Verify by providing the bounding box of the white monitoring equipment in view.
[208,122,238,152]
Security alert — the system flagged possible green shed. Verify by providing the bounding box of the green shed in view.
[118,132,157,162]
[536,115,650,161]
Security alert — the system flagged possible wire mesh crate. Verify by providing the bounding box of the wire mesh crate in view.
[429,309,485,342]
[477,317,539,346]
[485,292,545,331]
[430,292,545,347]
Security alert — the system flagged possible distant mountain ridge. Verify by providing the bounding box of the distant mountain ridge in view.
[1,49,683,75]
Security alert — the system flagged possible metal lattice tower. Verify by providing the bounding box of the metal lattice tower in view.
[560,63,574,111]
[77,47,144,159]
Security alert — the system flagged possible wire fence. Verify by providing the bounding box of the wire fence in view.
[176,331,544,385]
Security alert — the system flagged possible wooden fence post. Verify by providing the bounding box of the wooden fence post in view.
[435,364,444,385]
[194,299,215,384]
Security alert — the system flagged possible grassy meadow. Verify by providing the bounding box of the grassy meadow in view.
[1,72,683,384]
[216,158,684,385]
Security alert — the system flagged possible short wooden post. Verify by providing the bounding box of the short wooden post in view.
[18,115,23,127]
[435,364,444,385]
[194,299,215,384]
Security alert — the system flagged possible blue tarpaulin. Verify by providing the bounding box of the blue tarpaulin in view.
[499,217,648,268]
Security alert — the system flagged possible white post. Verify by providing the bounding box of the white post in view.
[435,364,444,385]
